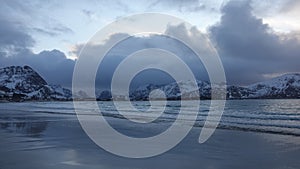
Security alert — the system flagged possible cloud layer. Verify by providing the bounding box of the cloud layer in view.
[0,0,300,89]
[210,0,300,84]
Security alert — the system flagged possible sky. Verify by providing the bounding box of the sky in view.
[0,0,300,88]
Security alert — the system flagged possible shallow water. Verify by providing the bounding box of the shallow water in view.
[0,100,300,169]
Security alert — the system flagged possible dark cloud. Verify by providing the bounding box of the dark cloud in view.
[209,0,300,85]
[69,24,210,90]
[0,5,75,87]
[0,49,75,87]
[0,2,35,58]
[0,19,35,56]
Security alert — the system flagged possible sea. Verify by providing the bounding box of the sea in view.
[0,99,300,169]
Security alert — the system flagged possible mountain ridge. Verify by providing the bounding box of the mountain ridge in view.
[101,73,300,101]
[1,65,300,102]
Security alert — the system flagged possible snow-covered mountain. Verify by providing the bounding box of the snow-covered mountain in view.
[245,73,300,99]
[128,80,212,100]
[128,73,300,100]
[1,65,299,101]
[0,66,71,101]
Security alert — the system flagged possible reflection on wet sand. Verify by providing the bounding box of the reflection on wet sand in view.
[0,119,48,137]
[0,101,300,169]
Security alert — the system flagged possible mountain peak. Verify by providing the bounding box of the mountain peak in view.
[276,73,300,80]
[248,73,300,89]
[0,65,71,101]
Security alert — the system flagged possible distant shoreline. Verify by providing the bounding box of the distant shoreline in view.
[1,97,300,103]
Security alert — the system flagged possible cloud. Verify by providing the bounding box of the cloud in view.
[51,24,74,34]
[209,0,300,85]
[1,0,300,89]
[33,24,73,37]
[82,9,95,19]
[70,0,300,88]
[148,0,207,12]
[0,19,35,57]
[279,0,300,13]
[0,1,73,38]
[0,3,35,58]
[70,24,210,90]
[0,8,75,87]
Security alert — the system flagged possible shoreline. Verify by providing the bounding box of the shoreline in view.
[1,97,300,103]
